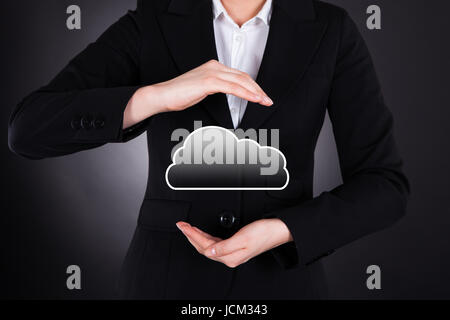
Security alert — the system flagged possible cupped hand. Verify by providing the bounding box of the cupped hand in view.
[154,59,273,112]
[124,60,273,129]
[176,219,293,269]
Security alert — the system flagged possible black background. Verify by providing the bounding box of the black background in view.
[1,0,449,299]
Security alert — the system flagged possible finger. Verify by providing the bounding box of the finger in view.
[205,235,247,258]
[185,228,221,255]
[202,60,273,106]
[178,223,212,247]
[183,233,207,253]
[184,234,225,263]
[216,71,273,105]
[177,223,216,252]
[176,222,204,252]
[207,78,268,106]
[183,231,216,255]
[192,227,222,242]
[210,63,271,101]
[181,224,220,243]
[203,59,226,71]
[212,63,272,102]
[216,249,251,269]
[210,61,249,77]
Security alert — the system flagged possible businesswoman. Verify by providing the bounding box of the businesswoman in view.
[9,0,409,299]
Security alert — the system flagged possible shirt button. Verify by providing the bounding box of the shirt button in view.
[235,35,242,42]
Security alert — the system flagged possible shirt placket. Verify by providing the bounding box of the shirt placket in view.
[230,27,246,128]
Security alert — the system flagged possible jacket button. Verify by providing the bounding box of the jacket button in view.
[219,211,237,229]
[81,116,93,129]
[71,118,81,130]
[92,118,105,129]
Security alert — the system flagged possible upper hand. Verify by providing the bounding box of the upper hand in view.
[123,60,273,129]
[155,59,273,112]
[176,219,293,269]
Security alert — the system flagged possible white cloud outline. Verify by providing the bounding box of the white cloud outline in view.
[165,126,290,191]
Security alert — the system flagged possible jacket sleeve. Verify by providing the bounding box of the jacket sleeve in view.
[8,2,147,160]
[268,11,410,268]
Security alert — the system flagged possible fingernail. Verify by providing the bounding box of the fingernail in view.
[210,248,216,256]
[265,97,273,105]
[176,222,183,231]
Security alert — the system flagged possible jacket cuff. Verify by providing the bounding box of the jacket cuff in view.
[72,86,146,143]
[264,204,335,269]
[263,211,299,269]
[269,242,299,269]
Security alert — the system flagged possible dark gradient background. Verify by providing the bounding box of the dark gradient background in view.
[1,0,449,299]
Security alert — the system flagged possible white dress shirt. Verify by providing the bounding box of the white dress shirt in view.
[212,0,273,129]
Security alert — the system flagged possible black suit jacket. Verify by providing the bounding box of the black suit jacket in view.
[8,0,410,299]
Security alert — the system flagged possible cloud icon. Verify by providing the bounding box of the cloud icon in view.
[165,126,289,190]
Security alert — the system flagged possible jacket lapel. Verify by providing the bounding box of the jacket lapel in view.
[239,1,328,130]
[158,0,234,129]
[158,0,328,130]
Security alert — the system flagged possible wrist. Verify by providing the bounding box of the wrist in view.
[123,85,169,129]
[138,85,170,114]
[266,218,293,247]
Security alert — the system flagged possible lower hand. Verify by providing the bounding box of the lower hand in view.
[176,219,293,269]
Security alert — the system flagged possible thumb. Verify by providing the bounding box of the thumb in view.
[205,235,246,258]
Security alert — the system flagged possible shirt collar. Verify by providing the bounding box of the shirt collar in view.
[212,0,273,26]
